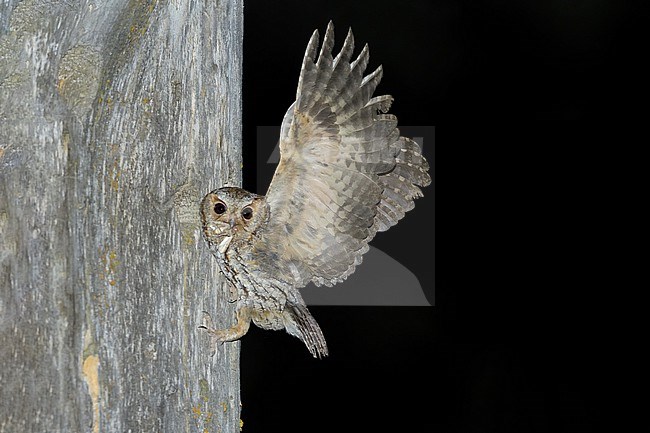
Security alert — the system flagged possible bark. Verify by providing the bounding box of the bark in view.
[0,1,243,431]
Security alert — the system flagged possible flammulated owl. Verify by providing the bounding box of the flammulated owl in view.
[200,22,431,358]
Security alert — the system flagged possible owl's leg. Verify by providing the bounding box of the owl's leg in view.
[199,308,251,354]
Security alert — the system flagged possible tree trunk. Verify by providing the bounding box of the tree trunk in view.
[0,1,243,432]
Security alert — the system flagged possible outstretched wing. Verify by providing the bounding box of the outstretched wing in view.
[259,22,431,288]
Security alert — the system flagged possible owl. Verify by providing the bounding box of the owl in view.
[199,22,431,358]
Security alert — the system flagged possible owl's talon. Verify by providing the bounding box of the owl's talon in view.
[198,324,226,356]
[208,334,225,356]
[201,311,215,329]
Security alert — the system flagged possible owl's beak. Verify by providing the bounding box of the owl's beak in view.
[229,218,236,229]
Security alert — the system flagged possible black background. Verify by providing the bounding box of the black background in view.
[239,1,633,432]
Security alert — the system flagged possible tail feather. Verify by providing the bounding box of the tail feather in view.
[284,302,329,359]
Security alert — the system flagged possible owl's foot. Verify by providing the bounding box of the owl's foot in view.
[198,309,251,355]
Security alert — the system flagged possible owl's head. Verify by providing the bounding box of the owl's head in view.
[200,187,268,247]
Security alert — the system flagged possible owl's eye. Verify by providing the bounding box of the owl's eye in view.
[214,202,227,214]
[241,207,253,220]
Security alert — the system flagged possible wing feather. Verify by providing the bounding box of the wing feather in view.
[259,22,431,287]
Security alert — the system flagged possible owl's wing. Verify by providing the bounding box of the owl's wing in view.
[259,22,431,288]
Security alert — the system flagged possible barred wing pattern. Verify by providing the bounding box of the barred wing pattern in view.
[260,22,431,288]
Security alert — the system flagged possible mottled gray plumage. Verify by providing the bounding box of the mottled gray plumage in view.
[200,22,431,358]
